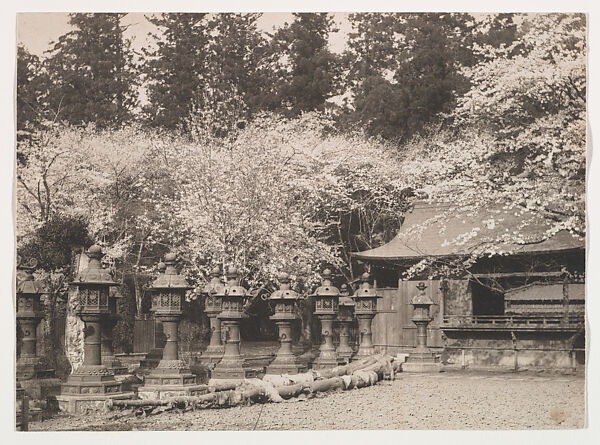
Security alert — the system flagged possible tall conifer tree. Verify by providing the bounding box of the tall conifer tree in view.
[273,13,341,116]
[45,13,138,128]
[141,13,210,132]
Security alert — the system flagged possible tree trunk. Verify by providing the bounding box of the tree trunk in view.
[109,355,398,412]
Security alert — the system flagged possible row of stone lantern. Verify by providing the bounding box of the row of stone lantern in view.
[56,245,134,413]
[310,270,382,368]
[210,267,255,379]
[15,257,61,418]
[199,266,226,364]
[195,267,383,375]
[138,254,208,398]
[19,245,437,414]
[266,273,304,375]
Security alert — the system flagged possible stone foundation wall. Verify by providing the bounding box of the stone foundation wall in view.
[442,332,579,370]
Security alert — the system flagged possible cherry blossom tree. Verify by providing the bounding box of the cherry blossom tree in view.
[397,13,586,278]
[159,113,407,293]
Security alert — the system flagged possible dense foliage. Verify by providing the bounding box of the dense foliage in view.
[16,13,586,329]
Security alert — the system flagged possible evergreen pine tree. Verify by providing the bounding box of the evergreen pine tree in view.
[273,13,341,116]
[17,45,50,139]
[45,13,138,128]
[141,13,210,132]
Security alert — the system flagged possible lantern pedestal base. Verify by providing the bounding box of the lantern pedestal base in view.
[266,354,307,375]
[211,357,262,380]
[336,347,354,364]
[210,366,261,380]
[138,384,209,400]
[56,392,135,414]
[58,366,134,413]
[402,351,442,373]
[311,352,339,370]
[138,359,207,398]
[60,365,126,392]
[353,348,376,361]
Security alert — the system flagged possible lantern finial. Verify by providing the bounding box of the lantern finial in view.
[88,244,102,259]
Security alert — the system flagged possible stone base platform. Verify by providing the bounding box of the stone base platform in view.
[210,366,263,380]
[56,392,135,414]
[210,354,266,380]
[311,357,339,370]
[210,358,265,379]
[402,351,442,373]
[265,363,307,376]
[401,361,443,373]
[265,353,307,375]
[137,384,209,400]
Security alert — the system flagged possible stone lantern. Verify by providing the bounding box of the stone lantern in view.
[403,282,441,372]
[352,272,382,359]
[311,269,340,370]
[199,266,225,365]
[336,284,355,364]
[100,288,127,375]
[57,245,134,413]
[15,257,61,416]
[266,273,305,375]
[211,267,258,379]
[138,254,207,399]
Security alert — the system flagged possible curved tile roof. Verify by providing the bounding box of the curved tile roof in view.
[352,201,584,261]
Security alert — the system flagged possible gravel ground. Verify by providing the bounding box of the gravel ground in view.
[30,372,585,431]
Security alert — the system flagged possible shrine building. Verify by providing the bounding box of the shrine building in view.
[352,201,585,370]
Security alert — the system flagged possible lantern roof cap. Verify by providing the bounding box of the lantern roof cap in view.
[151,253,192,290]
[224,266,248,297]
[16,257,45,294]
[270,272,299,300]
[72,245,117,286]
[310,269,340,297]
[353,272,381,299]
[202,265,225,295]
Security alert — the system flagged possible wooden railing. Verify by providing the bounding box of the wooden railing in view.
[442,314,585,329]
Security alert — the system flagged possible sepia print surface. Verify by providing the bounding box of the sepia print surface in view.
[14,11,586,431]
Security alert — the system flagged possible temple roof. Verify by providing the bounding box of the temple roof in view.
[352,201,584,261]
